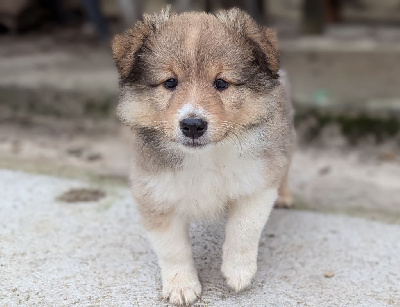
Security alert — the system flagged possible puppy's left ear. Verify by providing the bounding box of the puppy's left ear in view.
[216,8,279,77]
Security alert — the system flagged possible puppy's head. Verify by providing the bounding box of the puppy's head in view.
[112,8,280,150]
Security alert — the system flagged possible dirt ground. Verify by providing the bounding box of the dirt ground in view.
[1,116,399,224]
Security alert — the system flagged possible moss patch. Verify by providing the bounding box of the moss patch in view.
[296,108,400,144]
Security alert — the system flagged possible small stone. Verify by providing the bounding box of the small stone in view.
[324,271,335,278]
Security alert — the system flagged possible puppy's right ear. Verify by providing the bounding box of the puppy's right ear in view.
[112,24,151,80]
[112,7,172,80]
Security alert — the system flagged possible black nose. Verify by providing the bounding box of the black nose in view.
[180,118,208,139]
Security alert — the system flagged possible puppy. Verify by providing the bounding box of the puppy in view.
[112,7,295,305]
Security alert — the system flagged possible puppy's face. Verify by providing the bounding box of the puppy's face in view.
[113,9,280,150]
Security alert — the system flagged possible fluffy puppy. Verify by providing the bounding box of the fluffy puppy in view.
[112,7,295,306]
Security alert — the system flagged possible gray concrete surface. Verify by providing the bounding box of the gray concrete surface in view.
[1,169,399,306]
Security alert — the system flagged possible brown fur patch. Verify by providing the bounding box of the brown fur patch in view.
[132,184,174,231]
[138,203,173,231]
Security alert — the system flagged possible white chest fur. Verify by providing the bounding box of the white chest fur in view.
[141,143,267,220]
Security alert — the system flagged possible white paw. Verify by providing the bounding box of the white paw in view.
[221,260,257,292]
[162,273,201,306]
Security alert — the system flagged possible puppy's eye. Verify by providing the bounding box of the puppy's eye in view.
[164,78,178,90]
[214,79,229,90]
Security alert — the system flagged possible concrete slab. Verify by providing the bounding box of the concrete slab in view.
[0,170,399,306]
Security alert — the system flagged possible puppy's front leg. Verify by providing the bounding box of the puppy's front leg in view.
[222,189,277,292]
[147,214,201,305]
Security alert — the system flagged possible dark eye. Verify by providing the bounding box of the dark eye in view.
[214,79,229,90]
[164,78,178,90]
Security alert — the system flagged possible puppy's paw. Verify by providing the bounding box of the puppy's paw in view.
[274,194,294,209]
[221,261,256,292]
[163,273,201,306]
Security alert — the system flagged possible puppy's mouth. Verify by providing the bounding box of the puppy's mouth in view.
[180,137,209,149]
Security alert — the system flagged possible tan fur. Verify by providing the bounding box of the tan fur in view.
[137,201,173,231]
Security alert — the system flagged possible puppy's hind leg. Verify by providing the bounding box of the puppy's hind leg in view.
[146,214,201,306]
[275,173,294,208]
[222,189,277,292]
